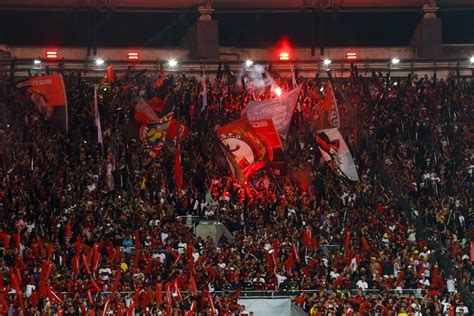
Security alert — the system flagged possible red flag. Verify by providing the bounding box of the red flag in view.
[189,276,198,297]
[36,235,45,256]
[205,265,217,279]
[147,96,165,112]
[102,298,112,316]
[111,268,122,292]
[344,231,351,251]
[216,118,269,183]
[174,146,183,192]
[107,65,115,83]
[361,236,370,251]
[75,235,82,255]
[156,283,163,307]
[292,242,300,263]
[265,250,274,270]
[16,74,69,133]
[165,282,172,305]
[322,81,337,112]
[396,271,405,286]
[82,254,92,275]
[284,253,295,270]
[311,238,318,251]
[302,227,312,248]
[208,293,216,315]
[65,223,72,238]
[168,119,187,145]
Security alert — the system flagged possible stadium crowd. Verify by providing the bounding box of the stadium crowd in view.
[0,65,472,315]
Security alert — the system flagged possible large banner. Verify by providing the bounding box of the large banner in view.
[242,84,302,140]
[217,119,268,183]
[249,119,286,176]
[316,128,359,181]
[16,74,68,133]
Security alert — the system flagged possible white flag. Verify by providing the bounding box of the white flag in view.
[94,85,103,144]
[316,128,359,181]
[242,84,302,140]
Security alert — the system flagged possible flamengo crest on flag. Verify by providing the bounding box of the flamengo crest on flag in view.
[217,119,269,183]
[242,84,302,140]
[139,113,174,159]
[316,128,359,181]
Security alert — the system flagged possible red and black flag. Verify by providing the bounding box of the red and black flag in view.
[249,119,286,176]
[316,128,359,181]
[216,118,268,184]
[16,74,68,133]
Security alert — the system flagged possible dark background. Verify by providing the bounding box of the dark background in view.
[0,10,472,47]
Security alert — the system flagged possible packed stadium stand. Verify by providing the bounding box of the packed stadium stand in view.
[0,0,473,315]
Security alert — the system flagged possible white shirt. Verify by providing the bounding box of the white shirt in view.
[356,280,368,290]
[99,268,112,280]
[26,284,36,297]
[329,271,340,279]
[275,273,287,286]
[447,278,456,293]
[455,306,469,314]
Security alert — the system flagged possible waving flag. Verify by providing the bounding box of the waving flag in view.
[139,113,174,158]
[249,119,286,176]
[16,74,68,133]
[217,119,268,183]
[312,81,340,130]
[316,128,359,181]
[134,99,161,125]
[93,85,103,144]
[242,84,302,140]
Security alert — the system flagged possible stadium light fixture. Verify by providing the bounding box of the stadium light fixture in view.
[46,50,58,59]
[245,59,254,67]
[470,56,474,64]
[33,59,41,65]
[323,58,332,66]
[168,58,178,68]
[279,52,290,61]
[275,87,282,96]
[95,58,104,66]
[391,58,400,65]
[346,52,358,61]
[128,52,139,61]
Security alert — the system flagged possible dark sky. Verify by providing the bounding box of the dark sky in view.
[0,9,472,48]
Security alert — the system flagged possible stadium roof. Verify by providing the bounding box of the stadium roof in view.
[0,0,472,11]
[0,0,472,47]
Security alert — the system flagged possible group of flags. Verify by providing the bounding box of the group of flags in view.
[218,81,359,185]
[15,70,359,192]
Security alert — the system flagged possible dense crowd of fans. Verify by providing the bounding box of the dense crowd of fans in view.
[0,65,472,315]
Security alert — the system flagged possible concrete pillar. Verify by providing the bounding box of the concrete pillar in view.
[411,0,443,59]
[182,1,219,60]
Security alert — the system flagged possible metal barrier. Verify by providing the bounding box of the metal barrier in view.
[53,289,428,298]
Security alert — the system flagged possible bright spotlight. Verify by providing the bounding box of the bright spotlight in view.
[391,58,400,65]
[323,59,331,66]
[275,87,282,97]
[470,56,474,64]
[168,59,178,68]
[33,59,41,65]
[95,59,104,66]
[245,59,253,67]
